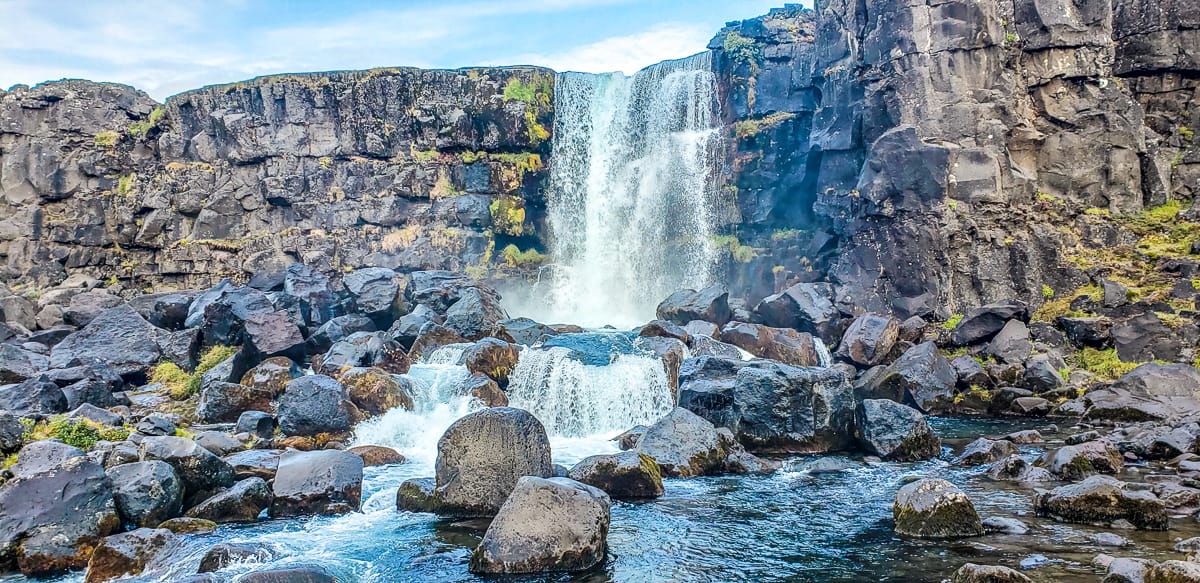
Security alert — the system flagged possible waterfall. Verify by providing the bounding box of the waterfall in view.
[530,52,727,327]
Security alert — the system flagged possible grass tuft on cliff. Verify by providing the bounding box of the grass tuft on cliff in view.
[154,345,237,400]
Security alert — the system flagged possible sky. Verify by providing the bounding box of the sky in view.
[0,0,795,102]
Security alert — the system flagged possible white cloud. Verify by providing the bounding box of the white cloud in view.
[494,22,713,75]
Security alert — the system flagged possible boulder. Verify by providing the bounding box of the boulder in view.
[155,517,216,535]
[954,438,1016,466]
[277,375,360,436]
[0,344,49,383]
[458,373,509,407]
[0,375,67,418]
[388,304,439,350]
[347,445,405,467]
[138,436,236,501]
[67,403,123,428]
[50,305,163,375]
[987,456,1055,482]
[129,292,195,331]
[239,565,336,583]
[307,314,377,354]
[854,399,941,461]
[567,451,664,499]
[1043,441,1124,480]
[1113,312,1184,363]
[634,336,688,400]
[719,322,821,366]
[407,322,469,361]
[754,283,840,338]
[865,342,956,413]
[235,411,276,439]
[1084,364,1200,422]
[469,477,610,574]
[1058,316,1112,349]
[444,287,508,341]
[338,366,413,416]
[612,426,646,450]
[62,291,122,328]
[84,528,177,583]
[186,477,272,523]
[1145,561,1200,583]
[835,313,899,367]
[637,319,691,344]
[106,461,183,528]
[462,337,520,387]
[950,356,991,389]
[431,407,552,517]
[9,439,84,479]
[657,286,732,327]
[269,449,363,517]
[1022,354,1063,392]
[0,412,23,454]
[242,310,306,363]
[636,407,765,477]
[224,449,281,480]
[396,478,441,513]
[893,478,984,538]
[135,413,176,437]
[317,331,411,376]
[0,456,120,576]
[949,301,1028,346]
[1038,476,1168,532]
[343,267,404,328]
[239,356,302,397]
[196,381,275,423]
[493,317,554,346]
[951,563,1032,583]
[186,282,275,346]
[197,542,275,573]
[983,320,1032,364]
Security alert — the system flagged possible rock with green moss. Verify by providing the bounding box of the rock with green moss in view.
[567,451,664,499]
[854,399,941,462]
[951,563,1032,583]
[893,478,984,539]
[1145,560,1200,583]
[338,366,414,415]
[462,338,519,388]
[1035,475,1167,530]
[1043,440,1123,480]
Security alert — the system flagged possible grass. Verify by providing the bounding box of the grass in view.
[942,314,964,331]
[116,173,135,196]
[154,345,236,400]
[1076,347,1142,380]
[734,112,797,140]
[94,131,119,147]
[1032,284,1101,322]
[21,416,130,451]
[430,175,462,198]
[410,146,440,162]
[489,197,526,236]
[382,225,422,252]
[1042,284,1055,300]
[710,235,761,263]
[127,108,165,138]
[501,244,547,267]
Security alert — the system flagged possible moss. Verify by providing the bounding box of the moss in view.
[1180,126,1195,141]
[734,112,797,140]
[152,362,191,400]
[501,244,547,267]
[1,454,15,470]
[28,417,101,450]
[116,173,136,196]
[1077,347,1141,380]
[710,235,761,263]
[318,156,333,169]
[489,197,526,236]
[1119,200,1184,236]
[460,151,486,164]
[94,131,119,148]
[502,76,553,146]
[382,224,422,252]
[1042,284,1055,300]
[410,146,440,162]
[523,110,550,145]
[127,108,166,138]
[430,175,462,198]
[772,265,786,274]
[942,313,964,331]
[723,32,762,72]
[1033,284,1101,322]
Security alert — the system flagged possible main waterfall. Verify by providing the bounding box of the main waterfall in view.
[530,52,727,327]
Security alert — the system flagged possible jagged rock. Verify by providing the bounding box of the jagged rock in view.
[269,449,363,517]
[235,411,275,439]
[106,461,183,528]
[135,413,176,436]
[1044,441,1124,480]
[347,445,405,467]
[0,344,49,383]
[0,412,23,454]
[462,337,520,387]
[0,374,67,417]
[193,431,244,456]
[0,456,120,576]
[62,291,121,328]
[1113,312,1184,363]
[469,476,610,575]
[186,282,275,347]
[636,407,764,477]
[242,310,306,362]
[138,436,236,501]
[444,287,508,341]
[1022,354,1063,392]
[338,366,413,416]
[854,399,941,462]
[950,302,1028,346]
[1035,475,1167,530]
[1058,317,1113,350]
[950,356,992,389]
[719,322,821,366]
[307,314,377,354]
[983,320,1032,364]
[835,313,899,367]
[317,331,411,376]
[567,451,664,499]
[428,407,552,517]
[657,286,732,327]
[1010,396,1051,416]
[129,292,195,331]
[343,267,404,328]
[197,381,274,423]
[277,375,360,436]
[10,440,85,479]
[987,455,1055,482]
[954,438,1016,466]
[84,528,177,583]
[1084,363,1200,422]
[50,305,163,375]
[951,563,1032,583]
[186,477,272,523]
[407,322,468,361]
[863,342,956,413]
[493,317,554,346]
[688,335,745,359]
[457,372,509,407]
[754,283,840,338]
[224,449,281,481]
[893,478,983,539]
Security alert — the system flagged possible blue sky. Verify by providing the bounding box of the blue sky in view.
[0,0,797,102]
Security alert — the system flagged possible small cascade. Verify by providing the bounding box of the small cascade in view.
[421,343,471,365]
[814,338,833,368]
[505,347,674,438]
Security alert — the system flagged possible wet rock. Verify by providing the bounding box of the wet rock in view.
[318,331,411,376]
[949,302,1028,346]
[462,337,519,387]
[307,314,377,354]
[444,287,508,341]
[637,319,691,344]
[981,517,1028,535]
[1003,430,1043,444]
[469,476,610,574]
[657,286,732,327]
[684,320,720,340]
[235,410,276,440]
[432,407,552,517]
[951,563,1032,583]
[138,436,236,501]
[567,451,664,499]
[865,342,956,413]
[854,399,941,462]
[155,517,217,535]
[634,336,688,400]
[1089,532,1132,547]
[396,477,441,513]
[893,478,984,539]
[186,477,272,523]
[277,375,360,436]
[1105,557,1154,583]
[107,461,183,528]
[987,456,1055,482]
[1144,561,1200,583]
[457,372,509,407]
[0,456,120,576]
[224,449,281,480]
[955,438,1016,466]
[239,564,337,583]
[10,440,85,478]
[1084,364,1200,422]
[407,323,469,361]
[84,528,177,583]
[493,317,554,346]
[197,542,275,573]
[338,366,413,416]
[754,283,840,338]
[688,335,744,359]
[835,313,899,367]
[730,361,854,453]
[1035,475,1167,530]
[613,426,646,450]
[269,449,363,517]
[1044,441,1124,480]
[347,445,405,467]
[636,407,765,477]
[719,322,821,367]
[50,305,163,375]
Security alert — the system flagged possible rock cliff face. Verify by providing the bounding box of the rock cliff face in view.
[713,0,1199,318]
[0,1,1197,321]
[0,68,552,290]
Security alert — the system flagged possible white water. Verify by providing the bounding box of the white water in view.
[524,52,727,327]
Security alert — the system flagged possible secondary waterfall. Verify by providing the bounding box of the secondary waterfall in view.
[532,52,727,327]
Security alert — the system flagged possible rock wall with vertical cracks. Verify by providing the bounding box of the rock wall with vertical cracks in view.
[0,67,553,291]
[712,0,1199,318]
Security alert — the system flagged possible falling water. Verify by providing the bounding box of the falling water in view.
[531,52,727,327]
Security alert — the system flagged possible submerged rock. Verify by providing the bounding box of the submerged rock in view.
[568,451,664,499]
[269,449,363,517]
[1035,475,1167,530]
[84,528,177,583]
[636,407,768,477]
[893,478,984,539]
[469,477,610,574]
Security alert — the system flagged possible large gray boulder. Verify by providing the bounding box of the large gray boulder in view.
[138,436,236,502]
[49,305,163,375]
[186,477,273,523]
[469,477,610,574]
[949,302,1028,346]
[430,407,552,517]
[754,282,840,338]
[276,375,360,436]
[1084,363,1200,422]
[1035,475,1167,530]
[835,313,899,367]
[269,449,363,517]
[0,344,49,383]
[893,478,984,539]
[0,456,120,576]
[657,286,732,327]
[343,267,405,328]
[719,322,822,367]
[444,287,508,341]
[567,451,664,499]
[864,341,956,413]
[9,439,84,479]
[0,375,67,418]
[1043,440,1123,480]
[636,407,767,477]
[951,563,1032,583]
[854,399,941,461]
[106,461,183,528]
